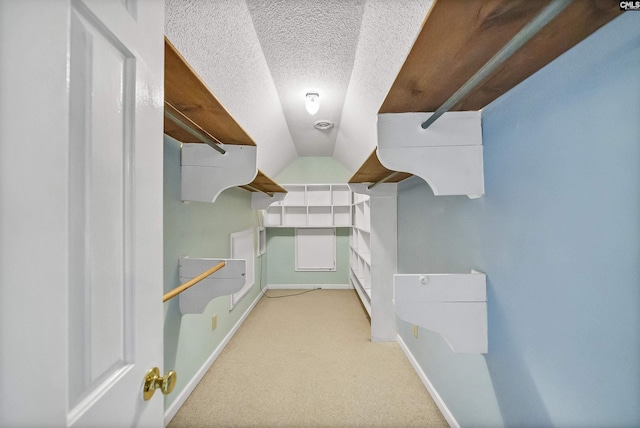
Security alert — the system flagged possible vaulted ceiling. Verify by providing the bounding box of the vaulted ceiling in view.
[165,0,432,177]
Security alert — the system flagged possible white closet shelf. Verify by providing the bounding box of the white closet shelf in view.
[351,273,371,316]
[394,271,487,354]
[265,184,352,228]
[178,257,246,315]
[349,183,397,341]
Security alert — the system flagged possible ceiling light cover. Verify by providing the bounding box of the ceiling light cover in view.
[313,120,334,130]
[305,92,320,115]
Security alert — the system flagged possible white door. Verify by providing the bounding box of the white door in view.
[0,1,165,426]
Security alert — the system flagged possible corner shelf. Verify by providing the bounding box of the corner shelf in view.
[394,271,487,354]
[178,257,246,315]
[264,184,352,228]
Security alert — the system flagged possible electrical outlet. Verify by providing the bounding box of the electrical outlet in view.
[212,314,217,331]
[413,325,419,338]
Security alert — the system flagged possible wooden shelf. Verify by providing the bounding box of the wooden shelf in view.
[351,0,621,185]
[380,0,621,113]
[348,150,412,184]
[239,169,287,195]
[165,37,287,201]
[164,37,255,147]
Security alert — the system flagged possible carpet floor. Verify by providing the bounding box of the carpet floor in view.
[168,289,448,427]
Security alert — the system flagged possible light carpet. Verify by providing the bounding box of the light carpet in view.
[168,289,448,427]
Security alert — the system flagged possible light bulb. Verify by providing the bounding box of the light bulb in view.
[305,92,320,115]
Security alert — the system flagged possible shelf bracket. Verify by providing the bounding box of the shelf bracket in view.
[178,257,246,314]
[181,143,257,203]
[394,271,487,353]
[377,111,484,198]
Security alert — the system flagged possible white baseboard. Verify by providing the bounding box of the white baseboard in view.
[164,291,263,426]
[267,283,352,290]
[396,335,459,428]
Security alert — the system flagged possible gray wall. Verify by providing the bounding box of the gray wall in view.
[397,13,640,427]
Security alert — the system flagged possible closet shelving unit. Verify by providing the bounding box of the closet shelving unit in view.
[162,37,286,309]
[348,0,621,343]
[164,37,286,201]
[264,184,352,228]
[351,0,621,191]
[349,192,371,314]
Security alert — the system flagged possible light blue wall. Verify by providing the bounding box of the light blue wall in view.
[397,13,640,427]
[163,136,267,410]
[266,157,351,286]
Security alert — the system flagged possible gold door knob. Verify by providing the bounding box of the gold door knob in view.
[143,367,177,401]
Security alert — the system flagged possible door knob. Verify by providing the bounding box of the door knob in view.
[143,367,177,401]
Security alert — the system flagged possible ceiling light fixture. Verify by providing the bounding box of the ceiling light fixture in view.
[313,120,334,130]
[305,92,320,115]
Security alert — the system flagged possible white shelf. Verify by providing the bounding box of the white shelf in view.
[308,206,332,226]
[353,199,370,231]
[281,185,306,205]
[332,184,352,205]
[307,185,331,205]
[284,207,307,226]
[350,272,371,317]
[333,206,351,226]
[265,184,353,228]
[266,206,283,226]
[349,183,397,342]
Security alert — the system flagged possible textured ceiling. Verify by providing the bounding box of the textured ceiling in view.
[165,0,430,176]
[246,0,366,157]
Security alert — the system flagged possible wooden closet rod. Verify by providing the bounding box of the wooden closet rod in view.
[163,261,226,302]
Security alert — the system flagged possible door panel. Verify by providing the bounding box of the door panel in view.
[68,1,136,411]
[0,0,164,426]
